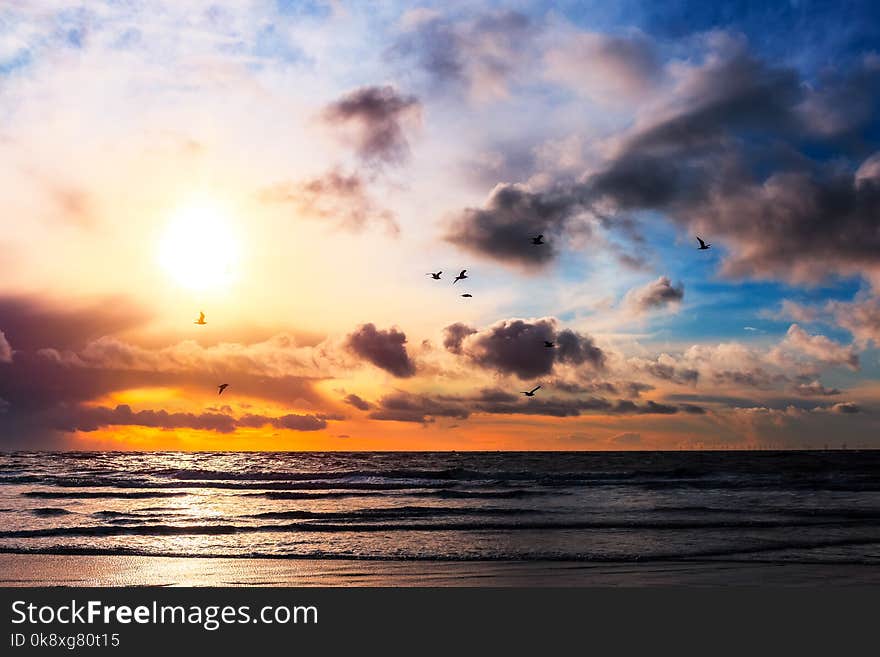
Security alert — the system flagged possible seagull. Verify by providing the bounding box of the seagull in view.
[217,383,229,395]
[531,235,544,245]
[461,293,473,298]
[521,385,541,397]
[427,271,442,280]
[194,311,207,325]
[696,236,711,250]
[453,269,468,284]
[544,340,555,348]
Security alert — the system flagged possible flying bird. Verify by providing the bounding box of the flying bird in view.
[453,270,468,284]
[696,237,711,250]
[461,293,473,298]
[194,311,207,325]
[217,384,229,395]
[544,341,555,348]
[531,235,544,245]
[521,385,541,397]
[427,271,442,280]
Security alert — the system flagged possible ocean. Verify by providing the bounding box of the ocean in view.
[1,451,879,564]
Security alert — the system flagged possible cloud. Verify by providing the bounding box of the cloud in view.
[342,393,372,411]
[628,353,699,385]
[51,404,239,433]
[782,324,859,370]
[444,183,587,270]
[368,390,470,424]
[52,404,331,433]
[0,295,345,446]
[0,330,11,363]
[346,323,416,377]
[391,10,536,102]
[624,276,684,313]
[826,296,880,348]
[259,170,399,234]
[322,85,421,164]
[830,402,860,414]
[442,322,477,354]
[545,31,662,103]
[445,317,604,379]
[611,431,642,445]
[793,380,841,397]
[447,35,880,284]
[237,413,330,431]
[368,388,694,423]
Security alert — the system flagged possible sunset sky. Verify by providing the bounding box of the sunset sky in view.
[1,0,879,450]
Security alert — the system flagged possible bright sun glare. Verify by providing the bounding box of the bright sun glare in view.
[159,201,239,291]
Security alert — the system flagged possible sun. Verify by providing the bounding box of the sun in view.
[159,201,239,291]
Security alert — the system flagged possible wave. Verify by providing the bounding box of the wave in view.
[23,491,188,499]
[2,535,879,564]
[246,506,541,520]
[4,517,880,539]
[29,507,74,516]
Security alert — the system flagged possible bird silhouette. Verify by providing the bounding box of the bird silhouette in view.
[461,293,473,298]
[453,269,468,284]
[217,383,229,395]
[427,271,442,280]
[521,385,541,397]
[194,311,207,325]
[544,340,555,348]
[531,235,544,245]
[696,236,711,250]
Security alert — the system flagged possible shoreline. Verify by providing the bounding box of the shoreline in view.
[2,554,879,586]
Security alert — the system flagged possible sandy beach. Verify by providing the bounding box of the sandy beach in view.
[2,554,879,587]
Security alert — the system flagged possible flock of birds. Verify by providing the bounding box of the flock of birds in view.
[196,235,712,399]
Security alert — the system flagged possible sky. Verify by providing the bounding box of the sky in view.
[1,0,879,450]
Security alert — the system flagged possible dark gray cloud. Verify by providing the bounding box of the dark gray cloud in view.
[551,379,654,398]
[444,318,604,379]
[831,402,860,414]
[52,404,239,433]
[625,276,684,313]
[237,413,329,431]
[52,405,330,434]
[259,170,398,234]
[446,38,880,283]
[442,322,477,354]
[390,10,536,100]
[347,323,416,378]
[368,391,470,424]
[368,387,697,422]
[342,393,372,411]
[322,85,420,164]
[444,183,585,270]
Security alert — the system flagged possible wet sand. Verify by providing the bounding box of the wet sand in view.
[2,554,879,586]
